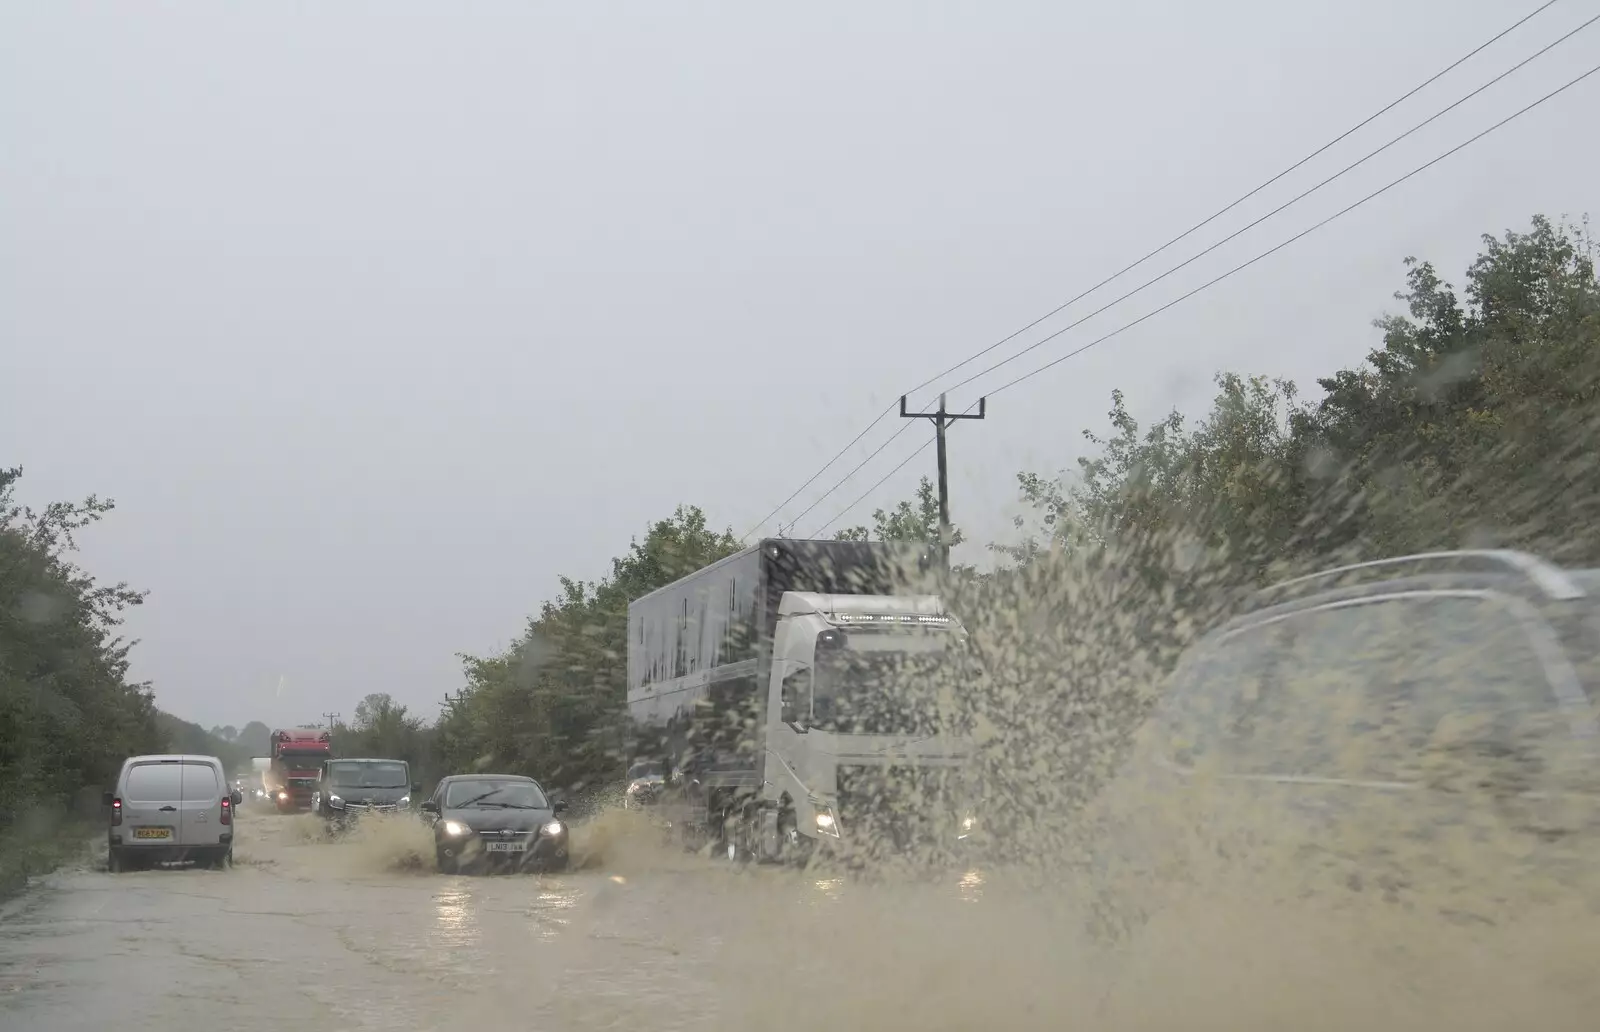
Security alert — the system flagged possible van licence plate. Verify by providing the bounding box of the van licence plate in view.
[133,827,172,840]
[484,841,526,853]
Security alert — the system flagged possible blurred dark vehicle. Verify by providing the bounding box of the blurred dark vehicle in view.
[419,773,570,874]
[1089,549,1600,938]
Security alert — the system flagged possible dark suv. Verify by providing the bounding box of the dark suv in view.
[1093,549,1600,930]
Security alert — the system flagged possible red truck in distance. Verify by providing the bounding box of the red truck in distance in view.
[264,728,332,812]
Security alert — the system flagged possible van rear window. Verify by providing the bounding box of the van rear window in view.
[180,762,220,797]
[125,763,183,801]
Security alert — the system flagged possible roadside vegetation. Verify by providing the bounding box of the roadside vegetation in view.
[0,470,164,894]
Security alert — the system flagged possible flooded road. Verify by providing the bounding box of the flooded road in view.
[5,805,1600,1031]
[0,808,1019,1031]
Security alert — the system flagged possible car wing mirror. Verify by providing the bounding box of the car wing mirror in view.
[419,801,439,814]
[553,800,569,814]
[411,783,421,794]
[102,790,114,807]
[230,789,244,807]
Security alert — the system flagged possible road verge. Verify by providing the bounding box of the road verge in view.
[0,809,99,902]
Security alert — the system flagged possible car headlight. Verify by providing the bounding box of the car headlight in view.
[328,794,343,807]
[541,820,565,837]
[398,795,410,806]
[961,815,976,832]
[442,820,471,837]
[814,808,840,837]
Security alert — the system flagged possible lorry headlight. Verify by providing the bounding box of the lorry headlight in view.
[443,820,471,837]
[814,810,840,838]
[961,816,976,832]
[541,820,565,837]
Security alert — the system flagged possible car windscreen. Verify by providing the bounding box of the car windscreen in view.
[125,763,184,801]
[627,762,664,780]
[1164,594,1581,784]
[444,780,548,809]
[328,762,409,789]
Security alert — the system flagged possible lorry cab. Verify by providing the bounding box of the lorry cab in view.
[105,754,242,872]
[765,591,978,860]
[267,728,333,811]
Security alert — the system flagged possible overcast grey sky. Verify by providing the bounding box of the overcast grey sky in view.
[2,1,1593,729]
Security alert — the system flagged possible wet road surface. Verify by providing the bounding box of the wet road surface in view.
[0,808,1005,1031]
[6,805,1600,1031]
[0,810,717,1029]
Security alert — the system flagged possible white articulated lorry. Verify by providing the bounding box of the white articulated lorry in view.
[626,538,981,864]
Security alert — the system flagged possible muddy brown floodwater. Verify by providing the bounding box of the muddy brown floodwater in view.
[3,804,1598,1031]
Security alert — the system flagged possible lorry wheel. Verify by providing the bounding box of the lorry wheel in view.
[776,812,812,867]
[721,810,755,864]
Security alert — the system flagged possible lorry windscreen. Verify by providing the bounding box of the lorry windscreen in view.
[812,641,961,736]
[280,753,326,769]
[329,762,408,788]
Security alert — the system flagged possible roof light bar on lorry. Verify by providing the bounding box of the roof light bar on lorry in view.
[831,612,952,626]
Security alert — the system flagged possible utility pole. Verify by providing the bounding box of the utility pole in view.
[899,392,986,573]
[322,711,340,731]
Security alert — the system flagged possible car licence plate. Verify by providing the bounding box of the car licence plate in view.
[484,841,526,853]
[133,827,172,840]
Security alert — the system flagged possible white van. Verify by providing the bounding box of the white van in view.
[104,754,243,872]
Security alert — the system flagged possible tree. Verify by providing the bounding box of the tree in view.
[834,476,965,546]
[1300,214,1600,561]
[436,505,741,791]
[0,467,163,822]
[237,721,272,756]
[1014,214,1600,576]
[338,693,426,770]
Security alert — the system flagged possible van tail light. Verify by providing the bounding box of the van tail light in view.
[111,798,123,826]
[220,797,232,826]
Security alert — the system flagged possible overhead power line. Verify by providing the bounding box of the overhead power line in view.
[937,8,1599,397]
[812,400,983,537]
[900,0,1568,406]
[812,441,933,539]
[741,0,1565,540]
[738,401,898,541]
[781,421,915,531]
[975,60,1600,400]
[808,58,1600,533]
